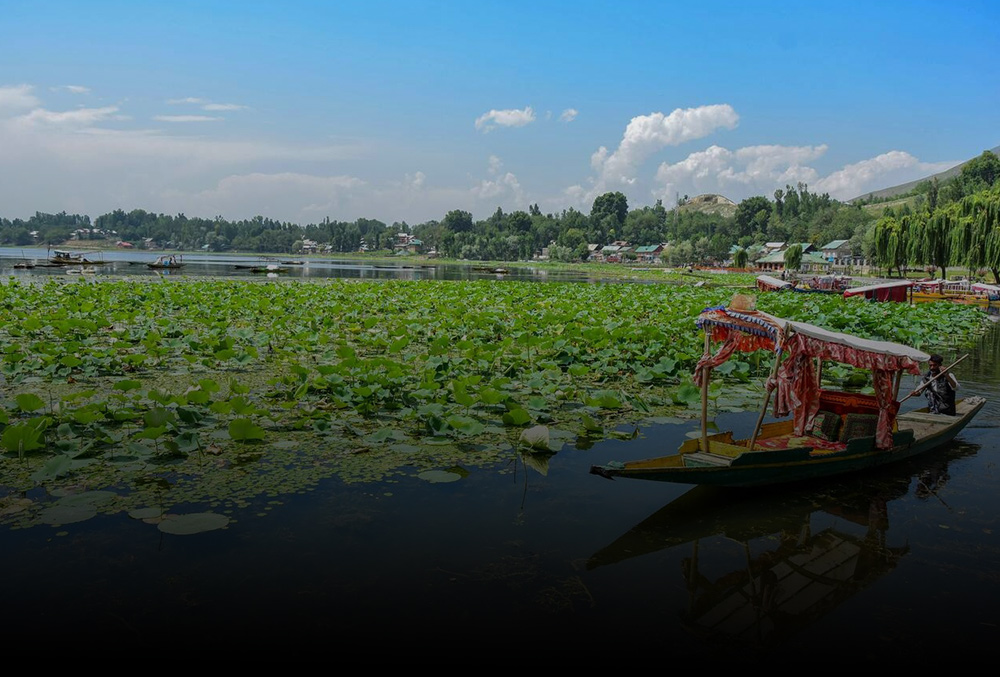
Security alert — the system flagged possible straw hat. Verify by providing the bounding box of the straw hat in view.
[729,293,757,312]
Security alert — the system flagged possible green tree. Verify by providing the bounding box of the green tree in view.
[441,210,474,233]
[590,192,628,230]
[734,196,771,238]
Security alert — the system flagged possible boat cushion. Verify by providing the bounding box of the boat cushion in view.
[839,412,879,442]
[809,410,842,441]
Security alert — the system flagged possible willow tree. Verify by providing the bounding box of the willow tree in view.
[733,247,748,269]
[913,211,954,279]
[871,215,910,277]
[783,243,802,272]
[949,189,1000,282]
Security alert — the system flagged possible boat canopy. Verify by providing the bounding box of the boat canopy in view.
[694,304,928,449]
[843,280,913,302]
[972,282,1000,295]
[756,274,794,291]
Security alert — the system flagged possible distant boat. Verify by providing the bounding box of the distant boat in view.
[48,249,105,266]
[280,260,305,265]
[147,255,185,269]
[249,264,288,274]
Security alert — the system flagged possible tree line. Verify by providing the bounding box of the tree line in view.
[1,151,996,268]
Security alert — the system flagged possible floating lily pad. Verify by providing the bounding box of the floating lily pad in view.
[128,507,164,520]
[416,470,462,483]
[57,491,118,507]
[157,512,230,535]
[39,504,98,525]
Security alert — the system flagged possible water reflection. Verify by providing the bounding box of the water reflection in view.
[588,442,977,650]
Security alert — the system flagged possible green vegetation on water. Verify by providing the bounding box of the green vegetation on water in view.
[0,275,992,531]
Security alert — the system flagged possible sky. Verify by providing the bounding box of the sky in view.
[2,0,998,226]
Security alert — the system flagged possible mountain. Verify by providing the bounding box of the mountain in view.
[850,144,1000,203]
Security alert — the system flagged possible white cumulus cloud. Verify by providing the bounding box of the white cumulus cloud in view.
[813,151,955,199]
[0,84,41,112]
[654,144,825,202]
[474,106,535,132]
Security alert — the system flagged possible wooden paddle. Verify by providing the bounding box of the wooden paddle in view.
[900,354,967,403]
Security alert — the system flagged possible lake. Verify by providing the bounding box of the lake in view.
[0,246,609,283]
[1,246,998,664]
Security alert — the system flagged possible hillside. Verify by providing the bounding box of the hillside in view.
[674,193,737,217]
[851,143,1000,202]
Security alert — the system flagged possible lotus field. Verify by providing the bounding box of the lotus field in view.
[0,276,990,530]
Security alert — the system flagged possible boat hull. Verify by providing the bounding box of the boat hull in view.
[590,397,985,488]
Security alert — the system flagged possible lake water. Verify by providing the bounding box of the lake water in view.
[0,246,603,283]
[2,245,999,663]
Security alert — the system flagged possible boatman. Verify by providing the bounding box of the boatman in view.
[921,353,958,415]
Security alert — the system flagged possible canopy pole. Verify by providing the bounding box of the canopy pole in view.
[701,329,711,452]
[748,329,788,451]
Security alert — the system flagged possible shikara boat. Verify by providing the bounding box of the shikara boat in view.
[590,296,985,487]
[842,279,914,302]
[910,280,999,309]
[755,274,845,294]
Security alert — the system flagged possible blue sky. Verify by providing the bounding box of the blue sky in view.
[1,0,997,225]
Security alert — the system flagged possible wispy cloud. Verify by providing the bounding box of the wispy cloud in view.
[474,106,535,132]
[167,97,246,112]
[154,115,223,123]
[559,108,578,123]
[17,106,122,126]
[52,85,90,94]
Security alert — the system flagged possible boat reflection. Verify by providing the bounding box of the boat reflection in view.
[588,443,977,649]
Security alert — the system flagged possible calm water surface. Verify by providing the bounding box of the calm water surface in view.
[2,245,998,663]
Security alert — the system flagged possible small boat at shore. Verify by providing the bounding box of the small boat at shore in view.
[147,255,185,269]
[247,264,288,274]
[590,295,985,488]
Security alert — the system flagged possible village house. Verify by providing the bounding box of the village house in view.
[633,244,665,263]
[393,232,423,254]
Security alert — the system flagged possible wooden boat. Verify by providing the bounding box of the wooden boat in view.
[248,264,288,274]
[910,280,999,309]
[756,274,843,294]
[48,249,106,266]
[147,255,185,269]
[590,296,985,487]
[842,279,914,302]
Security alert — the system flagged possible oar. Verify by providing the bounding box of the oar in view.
[899,354,967,404]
